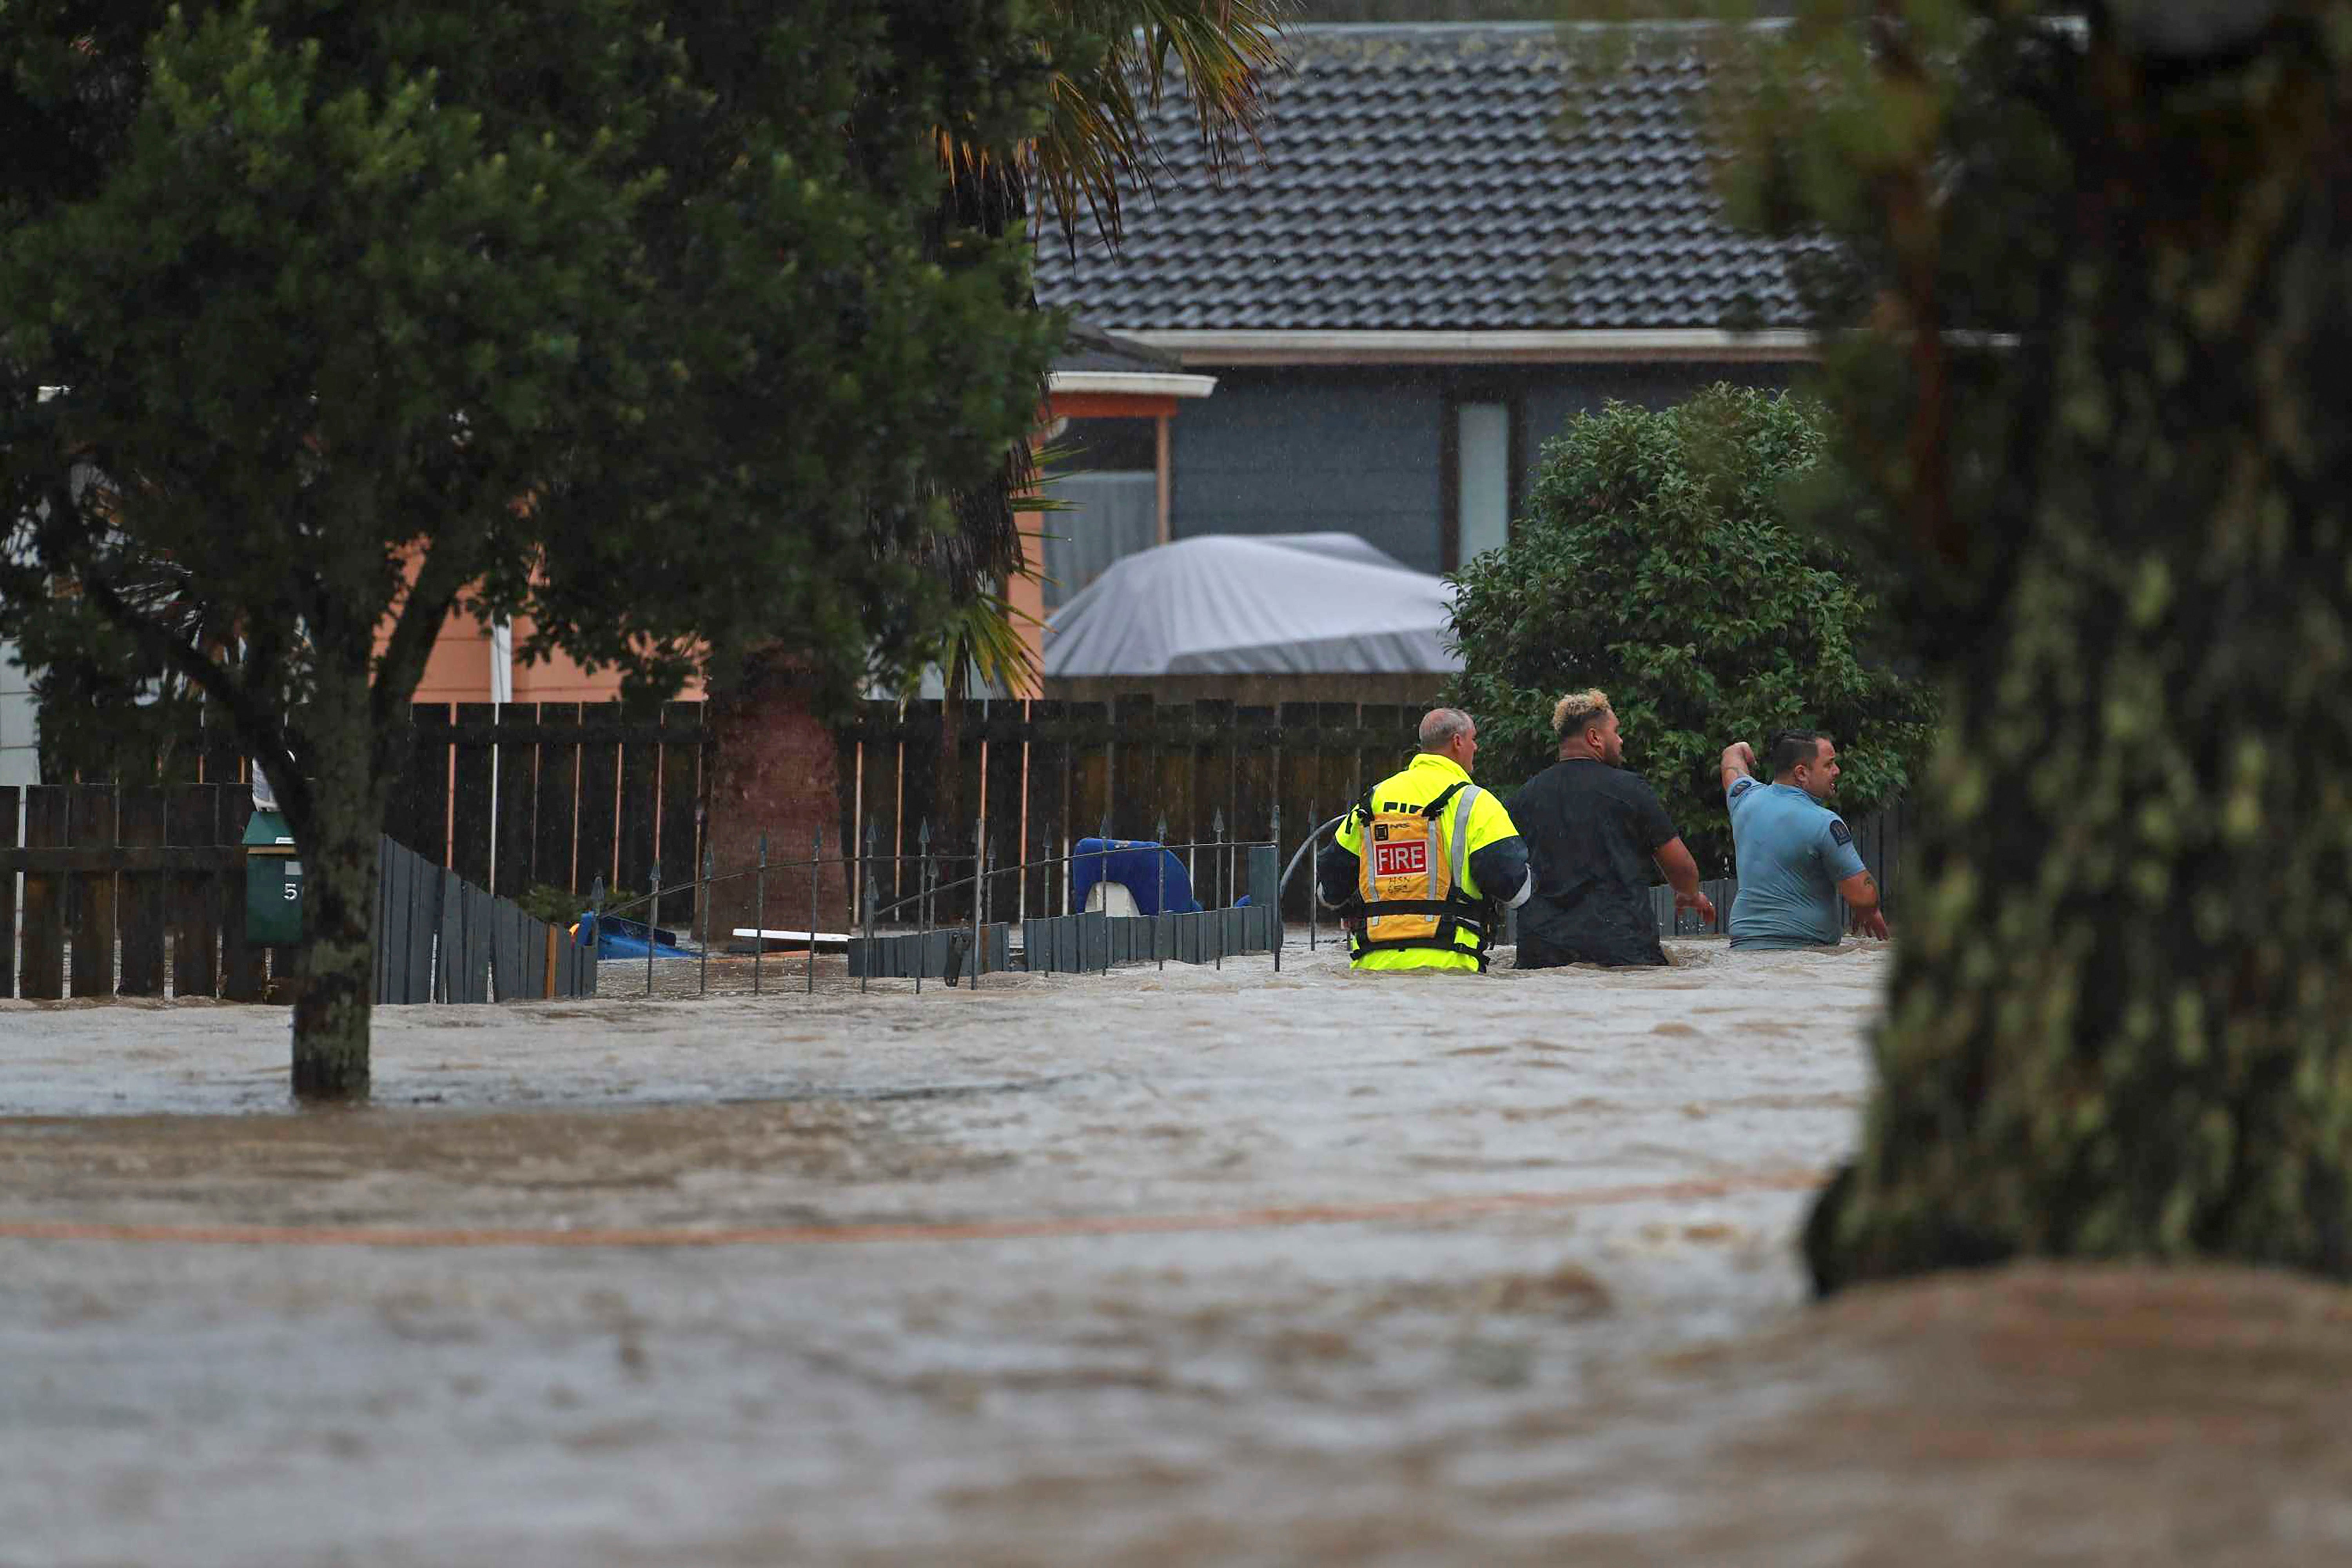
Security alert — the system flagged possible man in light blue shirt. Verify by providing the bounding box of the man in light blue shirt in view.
[1719,730,1886,949]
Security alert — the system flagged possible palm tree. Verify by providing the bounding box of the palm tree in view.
[925,0,1279,624]
[704,3,1280,934]
[919,0,1281,880]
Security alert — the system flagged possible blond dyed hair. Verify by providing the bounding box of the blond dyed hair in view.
[1552,688,1611,741]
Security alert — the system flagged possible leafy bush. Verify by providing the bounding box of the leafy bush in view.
[513,882,637,927]
[1445,385,1935,870]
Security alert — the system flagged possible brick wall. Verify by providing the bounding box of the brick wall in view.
[700,663,849,943]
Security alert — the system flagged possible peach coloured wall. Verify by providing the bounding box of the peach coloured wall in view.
[403,607,704,706]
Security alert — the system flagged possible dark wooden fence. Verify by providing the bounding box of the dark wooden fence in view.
[58,698,1907,947]
[375,835,594,1004]
[0,783,596,1002]
[385,701,710,918]
[0,782,272,1000]
[834,698,1426,925]
[833,698,1913,927]
[95,700,713,919]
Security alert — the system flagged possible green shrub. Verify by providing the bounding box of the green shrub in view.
[512,882,637,926]
[1445,384,1936,870]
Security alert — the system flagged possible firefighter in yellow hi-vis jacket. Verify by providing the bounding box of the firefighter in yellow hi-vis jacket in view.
[1316,708,1531,973]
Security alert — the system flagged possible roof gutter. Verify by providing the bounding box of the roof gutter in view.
[1045,370,1220,398]
[1112,329,1820,367]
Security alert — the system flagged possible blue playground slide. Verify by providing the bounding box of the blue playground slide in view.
[1070,839,1202,916]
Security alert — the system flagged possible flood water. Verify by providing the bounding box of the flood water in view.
[2,940,2345,1564]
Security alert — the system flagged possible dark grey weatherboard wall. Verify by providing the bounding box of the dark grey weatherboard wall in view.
[1171,369,1445,571]
[1170,363,1795,572]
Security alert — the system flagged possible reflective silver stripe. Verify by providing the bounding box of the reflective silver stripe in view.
[1448,785,1479,897]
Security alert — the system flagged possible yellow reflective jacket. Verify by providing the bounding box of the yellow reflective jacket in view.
[1331,754,1526,973]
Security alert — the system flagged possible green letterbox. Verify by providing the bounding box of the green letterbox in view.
[243,809,305,946]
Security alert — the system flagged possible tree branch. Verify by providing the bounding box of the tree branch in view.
[78,566,297,809]
[371,536,473,737]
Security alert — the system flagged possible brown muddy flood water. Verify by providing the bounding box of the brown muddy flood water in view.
[2,940,2346,1564]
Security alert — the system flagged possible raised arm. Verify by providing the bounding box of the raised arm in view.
[1720,740,1759,798]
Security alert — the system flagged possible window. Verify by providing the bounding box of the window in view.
[1455,401,1511,564]
[1041,417,1159,612]
[1444,394,1518,570]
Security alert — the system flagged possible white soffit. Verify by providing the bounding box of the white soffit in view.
[1113,329,1821,367]
[1046,370,1221,398]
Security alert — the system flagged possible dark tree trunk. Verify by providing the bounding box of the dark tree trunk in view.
[1808,22,2352,1290]
[281,665,392,1101]
[701,651,848,940]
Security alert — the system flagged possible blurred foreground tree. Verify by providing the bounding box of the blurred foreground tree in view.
[0,0,1061,1095]
[1629,0,2352,1286]
[1446,385,1933,866]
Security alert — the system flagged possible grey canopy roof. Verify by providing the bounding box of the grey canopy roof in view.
[1043,533,1463,677]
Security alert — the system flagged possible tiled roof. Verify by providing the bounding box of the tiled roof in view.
[1034,24,1804,334]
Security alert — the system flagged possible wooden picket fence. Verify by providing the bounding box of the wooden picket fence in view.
[36,699,1909,963]
[0,782,273,1001]
[834,697,1428,924]
[832,697,1913,927]
[385,701,710,916]
[374,835,595,1004]
[92,700,714,917]
[0,783,598,1003]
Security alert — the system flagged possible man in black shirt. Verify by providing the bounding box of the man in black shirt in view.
[1507,689,1714,968]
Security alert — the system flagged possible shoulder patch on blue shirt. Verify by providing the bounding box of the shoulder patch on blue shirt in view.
[1728,777,1758,802]
[1828,819,1852,847]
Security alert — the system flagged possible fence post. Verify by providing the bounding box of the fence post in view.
[1154,813,1169,973]
[1212,808,1226,972]
[646,860,661,996]
[1307,798,1319,953]
[969,837,985,989]
[753,834,766,996]
[699,842,713,997]
[589,877,605,993]
[861,820,877,995]
[809,825,822,995]
[916,818,930,994]
[1097,815,1111,976]
[1269,803,1282,972]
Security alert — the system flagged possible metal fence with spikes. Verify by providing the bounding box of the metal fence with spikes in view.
[584,812,1287,995]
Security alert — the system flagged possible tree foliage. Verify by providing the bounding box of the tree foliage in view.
[1445,385,1934,868]
[1620,1,2352,1289]
[0,0,1065,1092]
[923,0,1280,627]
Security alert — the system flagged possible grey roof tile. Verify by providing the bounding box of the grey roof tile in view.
[1035,23,1805,334]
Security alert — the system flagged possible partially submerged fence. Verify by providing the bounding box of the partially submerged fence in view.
[374,836,594,1004]
[47,699,1911,975]
[592,830,1285,994]
[73,699,713,915]
[833,699,1913,931]
[387,701,709,915]
[835,698,1433,926]
[0,781,593,1003]
[0,782,274,1000]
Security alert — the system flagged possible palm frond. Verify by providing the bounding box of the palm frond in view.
[1031,0,1284,252]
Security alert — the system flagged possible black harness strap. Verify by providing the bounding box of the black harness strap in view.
[1352,935,1491,972]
